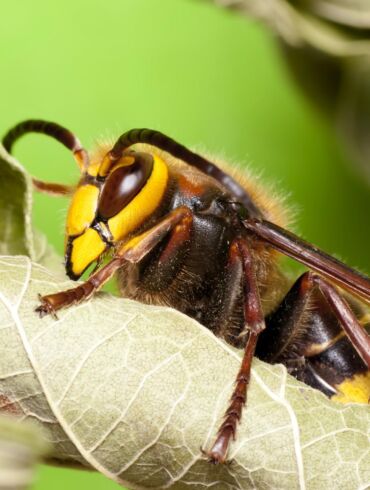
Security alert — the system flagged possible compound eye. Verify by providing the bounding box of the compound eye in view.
[98,152,153,220]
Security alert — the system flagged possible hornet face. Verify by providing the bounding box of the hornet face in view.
[65,151,168,279]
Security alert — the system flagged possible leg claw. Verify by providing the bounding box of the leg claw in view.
[35,294,58,320]
[200,446,232,465]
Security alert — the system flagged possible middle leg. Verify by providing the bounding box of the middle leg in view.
[205,238,266,464]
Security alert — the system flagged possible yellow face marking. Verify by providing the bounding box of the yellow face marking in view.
[107,154,168,241]
[70,228,106,277]
[305,314,369,357]
[333,372,370,404]
[87,161,101,177]
[66,184,100,236]
[98,154,135,177]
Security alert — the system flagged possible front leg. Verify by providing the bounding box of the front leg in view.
[36,207,193,317]
[36,258,121,317]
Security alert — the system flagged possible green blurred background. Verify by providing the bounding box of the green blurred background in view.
[0,0,369,488]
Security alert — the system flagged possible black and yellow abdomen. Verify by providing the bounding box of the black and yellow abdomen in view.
[301,300,370,404]
[257,285,370,404]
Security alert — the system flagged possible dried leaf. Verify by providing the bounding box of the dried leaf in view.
[0,415,49,490]
[0,256,369,489]
[0,146,33,258]
[210,0,370,55]
[0,145,64,275]
[297,0,370,29]
[337,58,370,182]
[205,0,370,181]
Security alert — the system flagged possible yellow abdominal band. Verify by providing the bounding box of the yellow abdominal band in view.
[107,154,168,241]
[333,372,370,404]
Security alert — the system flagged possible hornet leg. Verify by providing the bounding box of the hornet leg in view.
[36,207,193,317]
[205,238,265,464]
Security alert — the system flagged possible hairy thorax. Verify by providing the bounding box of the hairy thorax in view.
[116,152,289,347]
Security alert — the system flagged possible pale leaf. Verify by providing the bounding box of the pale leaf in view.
[0,415,49,490]
[0,146,34,258]
[0,255,369,489]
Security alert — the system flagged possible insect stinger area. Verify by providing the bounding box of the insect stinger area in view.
[3,119,370,465]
